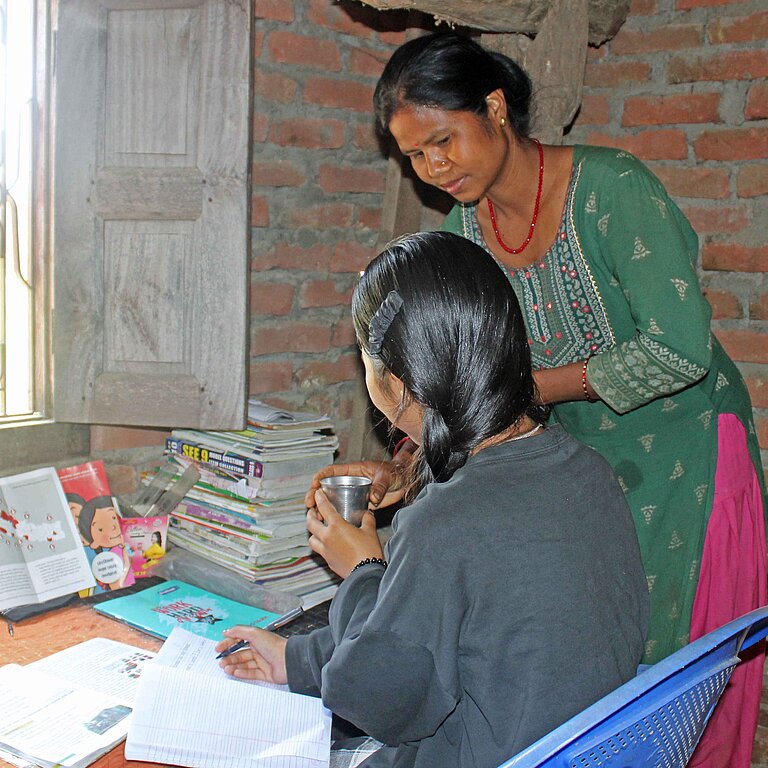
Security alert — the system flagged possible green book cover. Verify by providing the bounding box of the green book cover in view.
[94,580,280,640]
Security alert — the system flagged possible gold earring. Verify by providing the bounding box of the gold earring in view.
[500,117,507,128]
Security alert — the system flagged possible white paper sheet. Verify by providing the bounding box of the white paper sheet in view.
[0,637,155,768]
[126,626,331,768]
[156,626,288,690]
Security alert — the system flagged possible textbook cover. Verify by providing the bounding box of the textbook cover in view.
[57,460,136,595]
[93,580,281,640]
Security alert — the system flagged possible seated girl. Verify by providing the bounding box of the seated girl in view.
[217,231,649,768]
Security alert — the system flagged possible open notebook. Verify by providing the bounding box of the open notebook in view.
[126,626,332,768]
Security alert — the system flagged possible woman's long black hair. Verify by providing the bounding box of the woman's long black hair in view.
[353,231,546,493]
[373,31,533,139]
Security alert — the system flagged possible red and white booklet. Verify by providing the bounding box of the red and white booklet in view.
[57,460,135,594]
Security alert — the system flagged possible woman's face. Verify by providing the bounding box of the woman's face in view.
[388,101,508,203]
[362,352,423,445]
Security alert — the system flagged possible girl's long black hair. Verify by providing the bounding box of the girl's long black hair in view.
[353,231,546,493]
[373,31,533,139]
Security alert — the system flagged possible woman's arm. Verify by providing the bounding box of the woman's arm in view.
[303,455,412,510]
[534,360,597,405]
[543,155,712,413]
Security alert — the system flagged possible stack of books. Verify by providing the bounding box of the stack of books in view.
[162,399,341,607]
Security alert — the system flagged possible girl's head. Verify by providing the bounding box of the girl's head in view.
[353,231,543,489]
[373,32,533,141]
[66,492,86,519]
[67,492,88,543]
[78,496,121,550]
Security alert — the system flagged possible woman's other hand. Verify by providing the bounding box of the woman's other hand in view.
[216,626,288,684]
[303,459,408,510]
[306,489,385,578]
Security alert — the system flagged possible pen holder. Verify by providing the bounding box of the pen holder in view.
[319,476,372,527]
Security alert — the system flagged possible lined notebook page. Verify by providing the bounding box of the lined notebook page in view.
[125,663,331,768]
[155,627,288,690]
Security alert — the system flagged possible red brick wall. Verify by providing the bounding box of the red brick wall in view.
[94,1,766,483]
[248,0,427,456]
[564,0,767,488]
[249,1,766,471]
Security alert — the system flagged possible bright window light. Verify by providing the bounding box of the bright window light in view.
[1,0,36,418]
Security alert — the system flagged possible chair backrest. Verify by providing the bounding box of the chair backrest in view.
[498,606,768,768]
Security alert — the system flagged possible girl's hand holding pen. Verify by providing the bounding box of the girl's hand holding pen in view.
[215,626,288,684]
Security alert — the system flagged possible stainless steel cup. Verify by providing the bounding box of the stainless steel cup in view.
[319,475,372,527]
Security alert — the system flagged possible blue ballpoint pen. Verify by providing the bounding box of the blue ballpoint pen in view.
[216,606,304,659]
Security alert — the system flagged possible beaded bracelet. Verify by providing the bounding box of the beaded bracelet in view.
[350,557,388,574]
[581,358,591,401]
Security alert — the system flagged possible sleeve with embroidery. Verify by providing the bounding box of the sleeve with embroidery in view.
[586,157,713,414]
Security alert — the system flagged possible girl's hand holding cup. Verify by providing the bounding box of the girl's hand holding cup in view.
[307,480,384,579]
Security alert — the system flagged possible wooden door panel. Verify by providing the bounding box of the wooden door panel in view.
[54,0,249,429]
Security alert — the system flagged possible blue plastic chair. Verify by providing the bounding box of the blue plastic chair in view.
[498,606,768,768]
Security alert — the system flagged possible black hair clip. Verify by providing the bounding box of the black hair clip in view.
[368,290,403,356]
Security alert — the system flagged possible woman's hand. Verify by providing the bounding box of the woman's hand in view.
[303,460,409,511]
[306,489,385,578]
[216,626,288,684]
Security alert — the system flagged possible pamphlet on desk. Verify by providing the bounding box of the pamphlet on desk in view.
[126,626,331,768]
[0,468,96,613]
[94,579,282,640]
[0,638,155,768]
[57,460,136,594]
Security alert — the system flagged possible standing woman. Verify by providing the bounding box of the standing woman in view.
[369,31,765,768]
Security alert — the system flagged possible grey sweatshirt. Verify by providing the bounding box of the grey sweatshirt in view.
[286,425,648,768]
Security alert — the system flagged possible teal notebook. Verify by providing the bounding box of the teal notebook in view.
[94,580,281,640]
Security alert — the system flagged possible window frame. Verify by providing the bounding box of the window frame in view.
[0,0,90,470]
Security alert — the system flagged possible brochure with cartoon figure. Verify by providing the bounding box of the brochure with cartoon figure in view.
[94,580,281,640]
[0,467,96,613]
[57,461,136,595]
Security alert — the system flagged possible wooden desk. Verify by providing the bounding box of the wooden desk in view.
[0,598,167,768]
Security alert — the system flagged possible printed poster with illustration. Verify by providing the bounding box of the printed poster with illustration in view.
[119,515,169,579]
[0,467,96,612]
[94,580,281,640]
[57,460,135,595]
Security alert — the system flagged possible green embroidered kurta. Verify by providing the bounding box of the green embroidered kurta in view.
[443,144,765,663]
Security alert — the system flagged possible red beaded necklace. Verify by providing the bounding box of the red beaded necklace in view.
[486,138,544,255]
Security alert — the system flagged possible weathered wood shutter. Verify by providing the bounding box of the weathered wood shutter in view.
[53,0,250,430]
